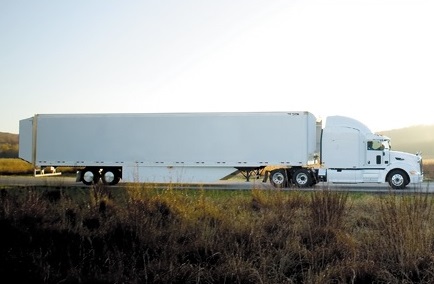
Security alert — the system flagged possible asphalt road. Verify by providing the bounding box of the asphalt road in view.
[0,175,432,193]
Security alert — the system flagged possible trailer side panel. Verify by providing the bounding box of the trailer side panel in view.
[19,112,318,182]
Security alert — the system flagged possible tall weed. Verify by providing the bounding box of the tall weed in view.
[373,191,434,282]
[309,188,349,228]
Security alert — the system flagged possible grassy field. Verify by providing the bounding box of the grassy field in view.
[0,158,33,175]
[2,183,434,283]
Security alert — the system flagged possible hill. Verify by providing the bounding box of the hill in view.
[0,132,18,144]
[1,125,433,159]
[0,132,19,158]
[378,125,434,159]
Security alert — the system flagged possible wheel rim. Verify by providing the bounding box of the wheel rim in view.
[391,174,404,187]
[295,173,308,186]
[103,171,115,184]
[272,172,285,185]
[83,171,95,183]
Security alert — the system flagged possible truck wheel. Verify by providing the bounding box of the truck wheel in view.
[101,169,121,185]
[388,169,408,189]
[82,169,100,185]
[293,169,312,188]
[270,169,288,188]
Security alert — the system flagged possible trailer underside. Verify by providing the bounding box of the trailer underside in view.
[72,165,270,186]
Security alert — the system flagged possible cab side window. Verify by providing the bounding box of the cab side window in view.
[367,141,384,151]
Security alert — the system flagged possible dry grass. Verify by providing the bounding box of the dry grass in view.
[424,159,434,181]
[0,158,33,174]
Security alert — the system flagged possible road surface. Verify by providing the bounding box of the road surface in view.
[0,175,432,193]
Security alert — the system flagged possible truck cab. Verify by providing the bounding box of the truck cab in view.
[321,116,423,189]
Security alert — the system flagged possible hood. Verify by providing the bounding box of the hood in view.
[390,150,422,163]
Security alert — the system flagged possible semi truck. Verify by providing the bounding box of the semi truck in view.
[18,111,423,189]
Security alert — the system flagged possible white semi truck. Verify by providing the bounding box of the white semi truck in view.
[18,112,423,189]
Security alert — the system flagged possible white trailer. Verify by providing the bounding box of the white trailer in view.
[18,111,423,189]
[19,112,317,185]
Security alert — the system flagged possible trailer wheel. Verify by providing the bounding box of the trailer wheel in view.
[293,169,312,188]
[101,169,121,185]
[82,169,100,185]
[388,169,408,189]
[270,169,288,188]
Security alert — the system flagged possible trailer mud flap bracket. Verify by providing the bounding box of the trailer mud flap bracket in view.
[34,167,62,177]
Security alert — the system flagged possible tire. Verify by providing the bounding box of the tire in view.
[82,168,100,185]
[101,169,121,185]
[270,169,288,188]
[292,168,312,188]
[388,169,408,189]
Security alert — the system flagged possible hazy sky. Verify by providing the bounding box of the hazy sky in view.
[1,0,433,134]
